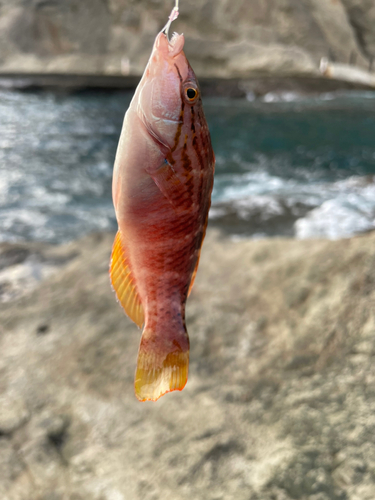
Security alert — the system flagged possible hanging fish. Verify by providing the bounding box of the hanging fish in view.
[110,1,215,402]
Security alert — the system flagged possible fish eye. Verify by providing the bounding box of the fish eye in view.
[185,87,198,102]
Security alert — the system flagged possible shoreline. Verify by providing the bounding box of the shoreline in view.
[1,72,374,97]
[1,227,374,304]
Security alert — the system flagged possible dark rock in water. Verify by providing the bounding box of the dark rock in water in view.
[1,230,375,499]
[209,199,313,238]
[0,246,29,271]
[0,241,79,303]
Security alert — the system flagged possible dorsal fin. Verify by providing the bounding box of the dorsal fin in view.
[110,231,144,329]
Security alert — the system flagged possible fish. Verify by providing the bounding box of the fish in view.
[110,24,215,402]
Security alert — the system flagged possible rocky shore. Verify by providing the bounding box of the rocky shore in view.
[1,229,375,499]
[1,72,374,97]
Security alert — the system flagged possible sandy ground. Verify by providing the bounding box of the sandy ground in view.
[1,229,375,500]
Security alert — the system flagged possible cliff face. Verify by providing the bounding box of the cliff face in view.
[0,0,374,78]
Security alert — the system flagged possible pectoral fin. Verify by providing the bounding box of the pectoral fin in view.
[147,160,189,210]
[110,231,144,329]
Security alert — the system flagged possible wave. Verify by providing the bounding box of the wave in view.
[210,172,375,239]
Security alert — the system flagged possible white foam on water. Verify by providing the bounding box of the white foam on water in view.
[211,169,375,239]
[294,176,375,239]
[262,92,302,103]
[234,196,285,221]
[295,200,375,239]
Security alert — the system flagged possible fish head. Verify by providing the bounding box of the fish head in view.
[136,31,202,150]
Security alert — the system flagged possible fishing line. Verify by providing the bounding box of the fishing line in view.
[163,0,180,40]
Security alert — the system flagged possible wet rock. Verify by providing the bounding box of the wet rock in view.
[0,240,79,303]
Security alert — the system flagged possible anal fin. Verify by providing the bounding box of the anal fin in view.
[188,250,201,297]
[110,231,144,329]
[188,220,208,296]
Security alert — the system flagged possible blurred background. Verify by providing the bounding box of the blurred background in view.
[0,0,374,77]
[1,1,375,500]
[1,0,375,244]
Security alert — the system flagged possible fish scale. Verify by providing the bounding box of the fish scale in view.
[110,27,215,402]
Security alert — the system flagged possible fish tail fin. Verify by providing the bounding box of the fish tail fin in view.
[135,325,189,402]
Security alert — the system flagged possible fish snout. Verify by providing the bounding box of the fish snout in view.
[155,31,185,59]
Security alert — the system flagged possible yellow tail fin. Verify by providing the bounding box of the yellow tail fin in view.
[135,346,189,402]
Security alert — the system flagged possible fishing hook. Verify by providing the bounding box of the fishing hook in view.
[163,0,180,40]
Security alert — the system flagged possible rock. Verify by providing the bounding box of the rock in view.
[0,394,29,435]
[1,229,375,498]
[0,240,79,303]
[341,0,375,59]
[0,0,373,79]
[0,438,26,498]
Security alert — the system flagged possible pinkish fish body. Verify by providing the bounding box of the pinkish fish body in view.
[110,29,215,401]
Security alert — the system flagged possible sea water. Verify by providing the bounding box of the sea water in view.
[0,89,374,243]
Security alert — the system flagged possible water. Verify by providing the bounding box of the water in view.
[0,89,375,244]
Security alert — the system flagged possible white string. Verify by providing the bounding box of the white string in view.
[163,0,180,40]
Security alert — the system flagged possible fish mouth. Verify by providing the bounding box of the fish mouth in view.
[156,31,185,58]
[168,32,185,57]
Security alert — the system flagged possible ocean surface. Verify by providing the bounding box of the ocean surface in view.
[0,89,375,244]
